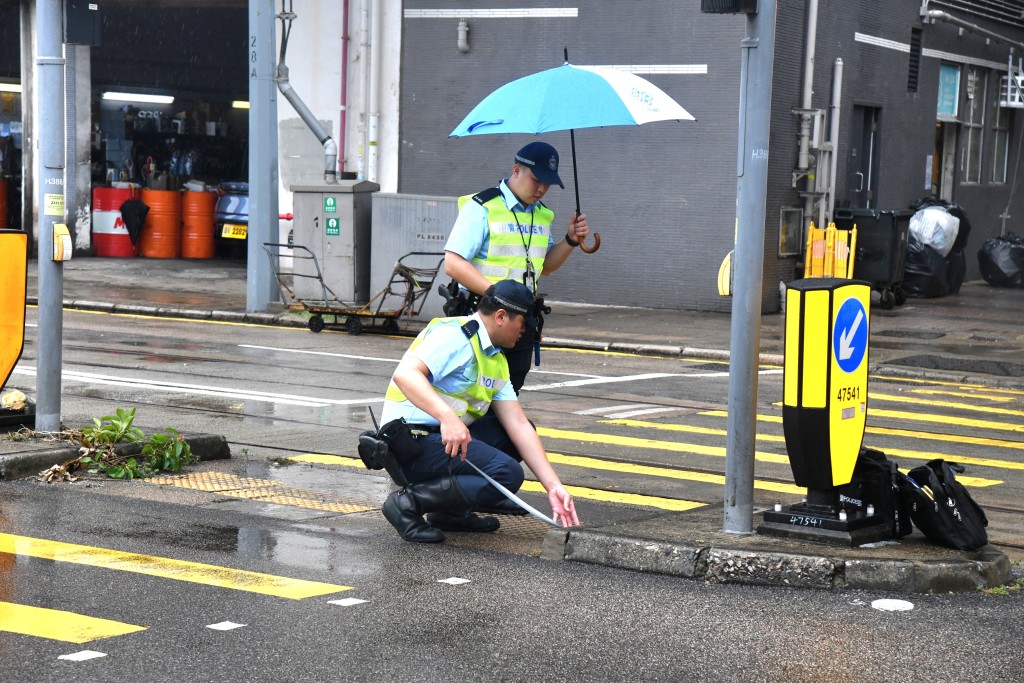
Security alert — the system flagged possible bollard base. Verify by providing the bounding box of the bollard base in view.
[758,502,891,547]
[0,405,35,429]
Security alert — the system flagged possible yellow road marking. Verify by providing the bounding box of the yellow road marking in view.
[870,392,1024,418]
[0,534,351,600]
[536,426,791,465]
[909,389,1015,402]
[606,418,1024,471]
[288,454,364,467]
[517,480,707,511]
[545,451,805,495]
[0,601,146,644]
[703,407,1024,435]
[873,375,1024,396]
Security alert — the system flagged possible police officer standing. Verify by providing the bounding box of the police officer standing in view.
[443,141,590,392]
[378,280,580,543]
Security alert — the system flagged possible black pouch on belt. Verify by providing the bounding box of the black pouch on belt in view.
[378,418,422,464]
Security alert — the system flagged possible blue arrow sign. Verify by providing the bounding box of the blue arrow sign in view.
[833,297,867,374]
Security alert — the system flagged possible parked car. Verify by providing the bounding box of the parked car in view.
[214,181,249,260]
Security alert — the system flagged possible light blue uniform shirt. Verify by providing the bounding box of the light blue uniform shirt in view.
[444,179,555,263]
[380,313,517,426]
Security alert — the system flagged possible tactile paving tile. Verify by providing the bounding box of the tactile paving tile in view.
[147,472,280,492]
[145,472,376,514]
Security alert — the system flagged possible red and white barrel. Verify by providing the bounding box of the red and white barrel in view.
[92,187,138,257]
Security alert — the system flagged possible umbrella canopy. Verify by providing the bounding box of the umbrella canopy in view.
[450,63,694,137]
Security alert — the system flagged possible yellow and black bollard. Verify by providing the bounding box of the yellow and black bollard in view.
[760,277,889,545]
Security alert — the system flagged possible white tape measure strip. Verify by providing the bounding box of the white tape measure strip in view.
[466,460,559,527]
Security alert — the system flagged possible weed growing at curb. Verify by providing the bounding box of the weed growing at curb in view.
[35,407,197,482]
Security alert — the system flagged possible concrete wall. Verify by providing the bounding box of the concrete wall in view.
[399,1,745,312]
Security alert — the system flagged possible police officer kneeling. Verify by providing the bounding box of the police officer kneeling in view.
[379,279,580,543]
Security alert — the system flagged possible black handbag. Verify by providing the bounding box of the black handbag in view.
[902,459,988,551]
[837,448,913,539]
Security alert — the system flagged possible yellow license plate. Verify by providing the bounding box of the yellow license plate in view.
[221,223,247,239]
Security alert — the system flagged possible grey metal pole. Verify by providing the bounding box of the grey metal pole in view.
[247,0,280,311]
[723,1,777,534]
[34,0,65,433]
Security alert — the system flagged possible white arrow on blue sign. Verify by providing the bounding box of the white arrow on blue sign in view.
[833,297,867,373]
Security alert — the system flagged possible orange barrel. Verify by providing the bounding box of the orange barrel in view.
[180,190,218,259]
[139,189,182,258]
[0,178,8,229]
[92,186,138,257]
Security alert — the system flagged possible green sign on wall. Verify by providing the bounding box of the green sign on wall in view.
[324,196,337,214]
[326,217,340,236]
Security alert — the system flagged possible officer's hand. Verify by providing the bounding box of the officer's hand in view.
[568,213,589,242]
[548,485,580,527]
[440,416,471,460]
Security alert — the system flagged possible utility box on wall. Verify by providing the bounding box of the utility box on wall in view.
[370,193,456,322]
[291,180,379,304]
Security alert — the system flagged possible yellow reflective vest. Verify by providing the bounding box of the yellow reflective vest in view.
[384,317,509,425]
[457,188,554,289]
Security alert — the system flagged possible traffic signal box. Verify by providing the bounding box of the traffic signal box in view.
[0,230,32,427]
[759,278,890,545]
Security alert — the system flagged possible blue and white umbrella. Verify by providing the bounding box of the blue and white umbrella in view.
[450,60,695,252]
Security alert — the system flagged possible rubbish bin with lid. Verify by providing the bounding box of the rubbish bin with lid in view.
[833,208,913,309]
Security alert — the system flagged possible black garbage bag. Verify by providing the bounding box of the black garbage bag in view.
[978,232,1024,287]
[945,246,967,295]
[903,234,950,298]
[119,199,149,246]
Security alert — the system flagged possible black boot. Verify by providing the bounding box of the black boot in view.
[426,510,500,533]
[382,477,470,543]
[472,498,528,516]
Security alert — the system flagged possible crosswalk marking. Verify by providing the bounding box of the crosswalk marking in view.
[0,534,351,600]
[0,601,146,644]
[605,418,1024,471]
[517,480,707,510]
[545,452,805,495]
[870,392,1024,418]
[536,426,790,465]
[702,407,1024,434]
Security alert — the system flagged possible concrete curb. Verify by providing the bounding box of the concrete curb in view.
[544,529,1013,594]
[0,433,231,481]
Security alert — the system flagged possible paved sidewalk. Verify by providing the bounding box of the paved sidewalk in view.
[6,256,1023,592]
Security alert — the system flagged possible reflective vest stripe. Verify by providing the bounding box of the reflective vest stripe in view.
[458,190,554,289]
[384,317,509,425]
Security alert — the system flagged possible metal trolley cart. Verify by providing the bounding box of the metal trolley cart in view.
[263,243,444,335]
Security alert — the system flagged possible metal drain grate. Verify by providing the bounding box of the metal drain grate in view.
[886,355,1024,377]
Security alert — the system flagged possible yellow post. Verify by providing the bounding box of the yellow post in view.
[846,225,858,279]
[803,221,816,278]
[823,223,836,277]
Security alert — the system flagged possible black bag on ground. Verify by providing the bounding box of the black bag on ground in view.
[837,448,912,539]
[901,459,988,551]
[977,232,1024,288]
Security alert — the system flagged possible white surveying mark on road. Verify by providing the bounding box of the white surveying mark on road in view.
[438,577,471,585]
[58,650,107,662]
[206,621,246,631]
[328,597,368,607]
[870,599,914,612]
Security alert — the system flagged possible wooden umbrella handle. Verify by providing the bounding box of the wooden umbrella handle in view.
[579,232,601,253]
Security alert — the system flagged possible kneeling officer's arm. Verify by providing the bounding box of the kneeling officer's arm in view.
[491,400,580,528]
[391,355,472,460]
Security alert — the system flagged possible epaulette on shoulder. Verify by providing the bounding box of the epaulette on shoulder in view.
[460,319,480,339]
[471,187,502,205]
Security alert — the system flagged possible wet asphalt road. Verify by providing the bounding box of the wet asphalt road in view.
[1,482,1022,683]
[2,305,1024,680]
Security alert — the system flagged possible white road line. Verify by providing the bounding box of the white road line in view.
[574,404,651,415]
[604,407,680,419]
[523,372,686,391]
[12,367,382,408]
[239,344,398,363]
